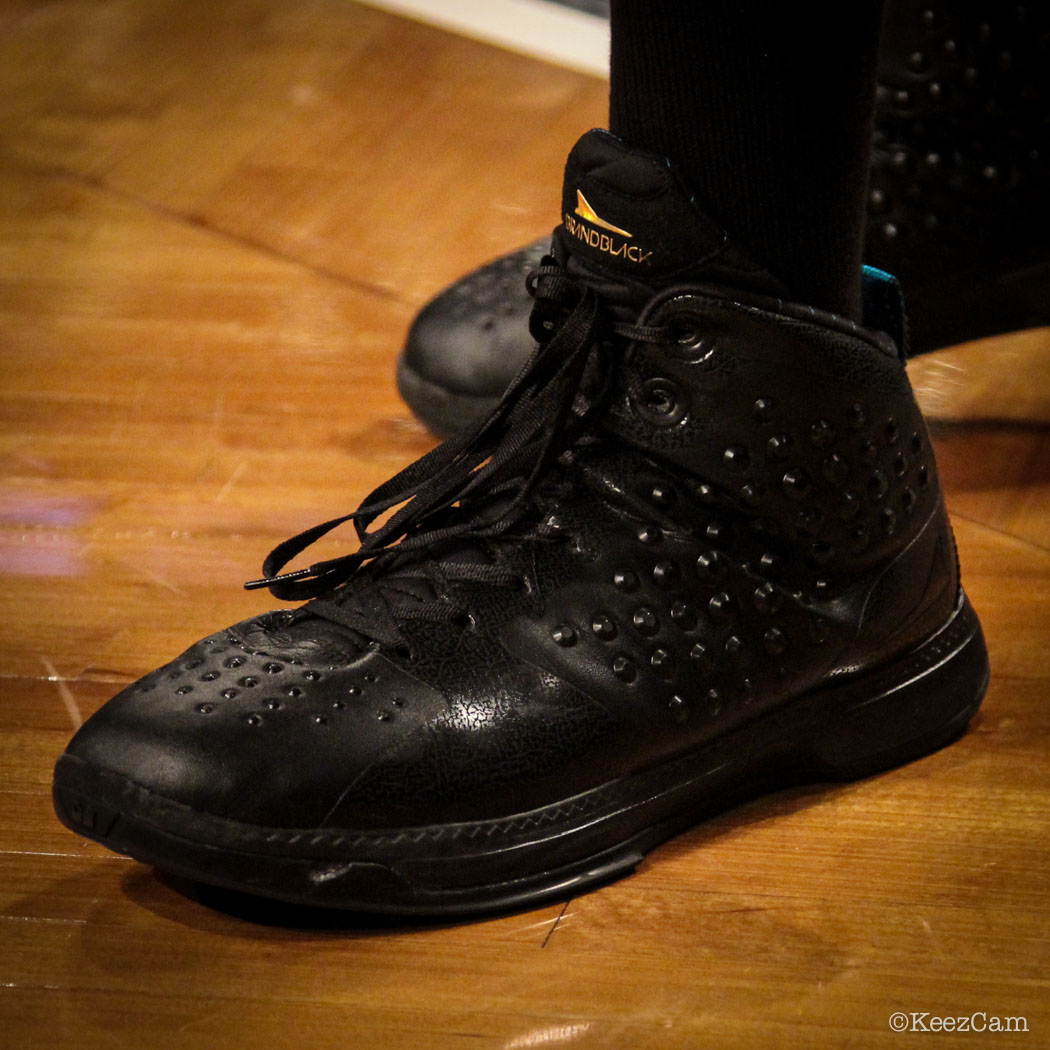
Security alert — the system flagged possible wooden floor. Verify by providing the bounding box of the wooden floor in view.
[3,2,1049,1047]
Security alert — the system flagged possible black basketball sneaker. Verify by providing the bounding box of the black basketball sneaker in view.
[54,130,988,917]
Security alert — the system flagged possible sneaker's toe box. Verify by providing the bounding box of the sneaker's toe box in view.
[54,613,450,830]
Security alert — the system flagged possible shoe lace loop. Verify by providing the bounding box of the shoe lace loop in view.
[244,256,672,643]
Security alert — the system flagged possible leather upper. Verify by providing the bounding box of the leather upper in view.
[65,279,958,831]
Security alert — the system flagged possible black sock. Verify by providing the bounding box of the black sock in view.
[609,0,886,320]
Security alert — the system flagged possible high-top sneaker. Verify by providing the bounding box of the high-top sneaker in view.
[54,131,988,917]
[397,2,1050,437]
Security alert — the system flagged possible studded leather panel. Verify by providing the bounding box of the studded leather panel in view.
[606,288,941,580]
[346,289,955,819]
[68,285,960,829]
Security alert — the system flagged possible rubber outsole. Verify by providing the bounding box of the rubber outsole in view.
[53,593,988,918]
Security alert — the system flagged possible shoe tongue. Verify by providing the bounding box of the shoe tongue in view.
[558,129,784,292]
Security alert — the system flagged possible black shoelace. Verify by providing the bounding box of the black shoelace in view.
[244,258,669,649]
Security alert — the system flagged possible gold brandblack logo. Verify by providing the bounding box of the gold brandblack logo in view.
[574,190,632,237]
[564,190,653,265]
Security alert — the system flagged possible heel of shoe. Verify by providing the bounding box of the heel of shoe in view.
[795,593,989,781]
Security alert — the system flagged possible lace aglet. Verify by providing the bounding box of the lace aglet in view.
[244,567,317,591]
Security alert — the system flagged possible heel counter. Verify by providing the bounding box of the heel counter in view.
[856,498,959,662]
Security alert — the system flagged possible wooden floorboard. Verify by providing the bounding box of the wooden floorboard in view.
[2,2,1048,1047]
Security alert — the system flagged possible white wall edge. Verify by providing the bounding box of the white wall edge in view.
[355,0,610,77]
